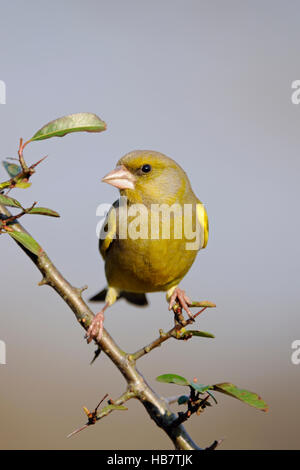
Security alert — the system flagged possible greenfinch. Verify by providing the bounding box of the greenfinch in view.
[87,150,208,342]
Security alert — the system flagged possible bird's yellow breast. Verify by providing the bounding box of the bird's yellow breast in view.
[103,205,200,293]
[105,237,197,293]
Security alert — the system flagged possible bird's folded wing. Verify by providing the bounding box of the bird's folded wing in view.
[196,200,209,249]
[99,199,118,259]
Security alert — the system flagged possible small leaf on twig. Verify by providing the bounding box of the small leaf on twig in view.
[177,395,189,405]
[206,390,218,404]
[190,383,212,394]
[213,383,268,412]
[1,161,32,190]
[15,181,32,189]
[0,194,22,208]
[190,301,216,308]
[8,231,42,256]
[180,330,215,339]
[157,373,268,412]
[30,112,107,142]
[27,207,60,217]
[2,161,21,177]
[67,402,127,439]
[2,161,31,189]
[156,374,190,386]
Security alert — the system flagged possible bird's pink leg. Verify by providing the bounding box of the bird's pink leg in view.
[168,287,194,321]
[86,303,109,344]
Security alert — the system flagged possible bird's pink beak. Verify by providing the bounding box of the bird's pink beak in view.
[102,165,136,190]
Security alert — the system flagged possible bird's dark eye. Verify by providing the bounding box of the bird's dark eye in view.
[141,164,152,173]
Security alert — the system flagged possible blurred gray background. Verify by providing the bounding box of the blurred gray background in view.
[0,0,299,449]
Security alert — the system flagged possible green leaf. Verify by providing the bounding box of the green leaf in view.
[30,112,107,142]
[206,390,218,404]
[8,231,42,256]
[177,395,189,405]
[15,181,31,189]
[2,161,21,177]
[156,374,190,386]
[181,330,215,339]
[0,194,22,208]
[0,181,9,191]
[190,301,216,308]
[190,383,212,394]
[213,383,268,412]
[27,207,60,217]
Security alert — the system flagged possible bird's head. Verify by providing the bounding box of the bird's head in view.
[102,150,193,205]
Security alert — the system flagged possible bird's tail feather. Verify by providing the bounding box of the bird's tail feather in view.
[121,291,148,306]
[89,288,107,302]
[89,288,148,307]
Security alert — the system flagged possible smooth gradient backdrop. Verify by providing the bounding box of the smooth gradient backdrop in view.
[0,0,299,449]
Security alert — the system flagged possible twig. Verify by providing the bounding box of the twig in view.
[67,390,133,438]
[18,138,36,170]
[0,146,47,192]
[1,202,37,226]
[18,138,29,171]
[131,306,213,361]
[170,391,212,428]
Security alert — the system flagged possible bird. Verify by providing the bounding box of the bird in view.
[87,150,209,343]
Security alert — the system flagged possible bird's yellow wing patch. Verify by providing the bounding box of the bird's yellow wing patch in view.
[99,203,117,259]
[196,201,209,249]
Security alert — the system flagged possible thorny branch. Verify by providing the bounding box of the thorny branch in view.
[0,202,220,450]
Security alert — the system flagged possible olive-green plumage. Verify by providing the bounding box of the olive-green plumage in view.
[94,150,208,305]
